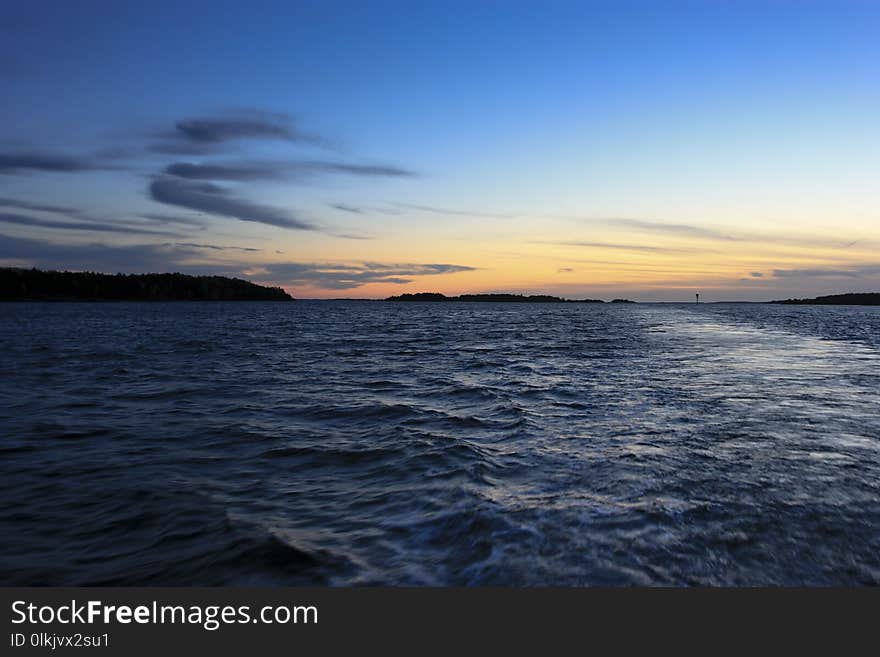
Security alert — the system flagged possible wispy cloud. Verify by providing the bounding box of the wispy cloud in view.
[593,218,738,241]
[0,212,181,236]
[163,159,415,182]
[256,262,476,289]
[0,152,104,175]
[329,203,365,214]
[148,176,315,230]
[535,240,702,254]
[0,234,213,272]
[174,242,261,252]
[394,202,514,218]
[577,216,873,252]
[138,213,208,228]
[329,232,375,240]
[772,264,880,279]
[163,162,286,181]
[148,110,324,154]
[310,162,415,178]
[0,233,474,291]
[0,196,81,214]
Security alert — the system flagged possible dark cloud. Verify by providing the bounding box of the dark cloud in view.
[0,152,102,174]
[558,267,574,273]
[750,272,764,278]
[258,262,476,290]
[329,203,364,214]
[164,162,284,181]
[149,111,323,154]
[174,242,261,252]
[146,141,224,156]
[0,234,210,273]
[0,212,181,236]
[148,176,315,230]
[163,160,415,182]
[307,161,415,178]
[0,196,80,214]
[175,114,300,144]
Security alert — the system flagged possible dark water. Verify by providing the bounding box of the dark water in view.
[1,301,879,586]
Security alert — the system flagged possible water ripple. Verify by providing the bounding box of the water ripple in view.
[1,301,878,585]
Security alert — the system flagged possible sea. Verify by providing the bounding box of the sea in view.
[1,301,878,585]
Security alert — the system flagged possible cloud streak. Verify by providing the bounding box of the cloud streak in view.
[0,212,181,236]
[535,240,702,254]
[148,176,315,230]
[394,202,514,218]
[163,162,285,181]
[163,160,415,182]
[174,242,261,252]
[256,262,476,289]
[138,213,208,228]
[595,218,738,241]
[148,111,323,154]
[0,196,81,214]
[0,234,475,291]
[772,264,880,279]
[0,152,104,175]
[0,234,211,272]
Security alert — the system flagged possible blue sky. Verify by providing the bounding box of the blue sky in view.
[2,1,879,299]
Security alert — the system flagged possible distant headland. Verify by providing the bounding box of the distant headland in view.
[0,268,293,301]
[386,292,632,303]
[769,292,880,306]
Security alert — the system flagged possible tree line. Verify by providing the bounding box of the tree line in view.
[0,268,293,301]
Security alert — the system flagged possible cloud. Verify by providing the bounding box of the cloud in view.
[174,242,261,252]
[535,240,701,254]
[329,203,364,214]
[558,267,574,273]
[163,162,285,181]
[175,113,301,144]
[138,213,207,228]
[0,233,474,291]
[0,234,212,273]
[148,176,315,230]
[772,264,880,279]
[0,212,181,236]
[163,160,415,182]
[308,162,415,178]
[328,203,402,215]
[577,216,876,252]
[394,202,514,218]
[148,110,323,154]
[329,232,375,240]
[750,271,764,278]
[596,218,737,241]
[0,196,81,214]
[0,152,103,174]
[257,262,476,290]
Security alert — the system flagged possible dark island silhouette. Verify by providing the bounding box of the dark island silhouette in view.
[386,292,621,303]
[0,268,293,301]
[770,292,880,306]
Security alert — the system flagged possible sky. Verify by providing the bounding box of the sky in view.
[1,0,878,300]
